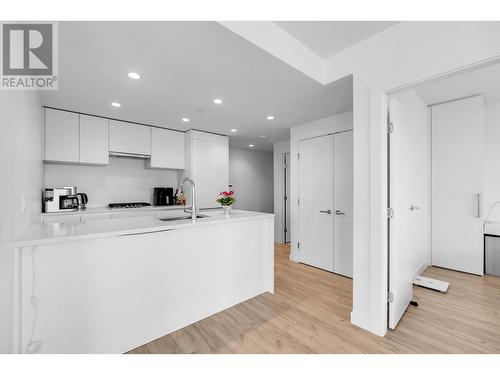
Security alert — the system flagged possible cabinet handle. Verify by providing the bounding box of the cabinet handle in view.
[335,210,345,215]
[320,209,332,214]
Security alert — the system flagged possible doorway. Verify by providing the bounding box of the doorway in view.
[387,60,500,329]
[284,153,291,243]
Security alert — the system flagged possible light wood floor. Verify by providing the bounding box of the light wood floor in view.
[129,243,500,354]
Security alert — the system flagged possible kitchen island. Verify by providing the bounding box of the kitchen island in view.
[11,209,274,353]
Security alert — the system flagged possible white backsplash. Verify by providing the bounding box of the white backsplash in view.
[43,156,180,207]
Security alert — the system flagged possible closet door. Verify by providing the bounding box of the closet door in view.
[298,134,334,272]
[431,95,484,275]
[333,131,353,277]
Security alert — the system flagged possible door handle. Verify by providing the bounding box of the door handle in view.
[320,209,332,214]
[335,210,345,215]
[409,205,420,211]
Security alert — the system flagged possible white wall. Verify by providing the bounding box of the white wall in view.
[290,112,353,261]
[321,21,500,336]
[44,157,179,207]
[273,140,290,243]
[0,91,43,353]
[228,147,274,213]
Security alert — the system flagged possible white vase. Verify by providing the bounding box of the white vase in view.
[223,205,232,218]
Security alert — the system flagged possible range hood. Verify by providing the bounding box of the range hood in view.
[109,151,151,159]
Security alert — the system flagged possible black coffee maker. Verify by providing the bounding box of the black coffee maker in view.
[153,187,175,206]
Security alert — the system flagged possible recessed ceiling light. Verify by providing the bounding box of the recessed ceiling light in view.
[249,144,254,148]
[127,72,141,80]
[213,98,223,104]
[111,102,121,107]
[259,135,267,138]
[182,118,190,122]
[230,129,238,133]
[266,115,275,120]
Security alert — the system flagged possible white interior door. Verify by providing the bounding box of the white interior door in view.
[298,135,334,271]
[333,131,353,277]
[431,96,484,275]
[284,153,291,243]
[388,91,429,329]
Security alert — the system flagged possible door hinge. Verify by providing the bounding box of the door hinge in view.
[297,153,301,161]
[388,292,394,303]
[297,242,300,249]
[387,207,394,219]
[284,228,288,233]
[387,121,394,134]
[284,195,287,201]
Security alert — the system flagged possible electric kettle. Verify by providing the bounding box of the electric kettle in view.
[76,193,88,210]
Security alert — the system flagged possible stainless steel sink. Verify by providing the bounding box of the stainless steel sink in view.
[158,214,208,222]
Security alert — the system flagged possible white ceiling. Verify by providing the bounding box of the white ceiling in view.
[41,22,353,151]
[274,21,398,59]
[414,62,500,105]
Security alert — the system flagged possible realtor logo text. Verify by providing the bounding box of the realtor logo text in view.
[0,22,58,90]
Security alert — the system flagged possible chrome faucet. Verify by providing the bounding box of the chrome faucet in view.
[181,177,197,222]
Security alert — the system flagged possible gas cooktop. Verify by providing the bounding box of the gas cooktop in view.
[108,202,152,209]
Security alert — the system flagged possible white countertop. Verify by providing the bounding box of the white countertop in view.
[41,205,186,216]
[14,209,274,247]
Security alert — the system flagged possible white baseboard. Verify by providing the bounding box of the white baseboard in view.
[414,260,430,277]
[351,311,386,337]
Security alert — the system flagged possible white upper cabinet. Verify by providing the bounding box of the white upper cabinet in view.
[44,108,184,169]
[109,120,150,156]
[184,130,229,209]
[79,115,109,165]
[146,127,185,169]
[44,109,80,163]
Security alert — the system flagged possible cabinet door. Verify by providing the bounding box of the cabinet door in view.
[80,115,109,165]
[192,137,229,209]
[109,120,151,155]
[148,128,185,169]
[44,109,79,163]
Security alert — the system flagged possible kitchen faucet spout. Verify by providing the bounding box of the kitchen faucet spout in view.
[181,177,197,222]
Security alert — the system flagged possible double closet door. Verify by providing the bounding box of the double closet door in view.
[298,131,353,277]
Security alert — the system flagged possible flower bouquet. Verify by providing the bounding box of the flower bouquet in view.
[217,191,235,217]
